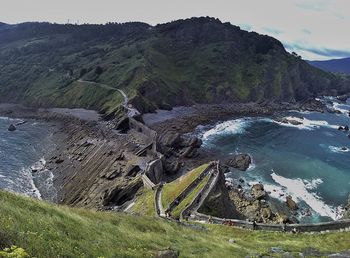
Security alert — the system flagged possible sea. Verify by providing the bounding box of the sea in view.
[0,117,56,201]
[199,97,350,223]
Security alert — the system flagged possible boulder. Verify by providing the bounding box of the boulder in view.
[156,249,179,258]
[345,125,349,131]
[179,136,202,148]
[163,160,181,175]
[337,94,349,102]
[251,184,267,200]
[159,131,181,147]
[180,146,198,158]
[286,195,298,210]
[8,124,16,131]
[225,154,251,171]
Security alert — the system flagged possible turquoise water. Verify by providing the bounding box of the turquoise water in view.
[0,117,55,199]
[201,98,350,223]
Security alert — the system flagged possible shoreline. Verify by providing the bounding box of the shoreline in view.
[2,99,348,223]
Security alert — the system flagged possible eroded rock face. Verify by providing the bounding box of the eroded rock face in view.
[342,194,350,219]
[251,184,267,200]
[198,169,242,219]
[286,195,298,210]
[225,154,251,171]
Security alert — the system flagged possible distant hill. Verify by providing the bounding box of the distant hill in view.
[308,57,350,74]
[0,17,349,116]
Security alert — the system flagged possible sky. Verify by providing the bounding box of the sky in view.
[1,0,349,60]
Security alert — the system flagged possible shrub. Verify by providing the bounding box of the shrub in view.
[0,246,29,258]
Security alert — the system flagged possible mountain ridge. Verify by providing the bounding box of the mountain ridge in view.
[0,17,349,116]
[308,57,350,75]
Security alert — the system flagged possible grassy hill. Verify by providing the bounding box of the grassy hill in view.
[0,17,349,117]
[0,190,350,257]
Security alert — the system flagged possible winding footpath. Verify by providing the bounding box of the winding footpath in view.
[77,79,140,117]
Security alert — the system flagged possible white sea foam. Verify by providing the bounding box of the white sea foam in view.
[30,157,46,172]
[274,116,338,130]
[333,102,350,115]
[329,146,350,153]
[202,118,252,140]
[269,172,342,220]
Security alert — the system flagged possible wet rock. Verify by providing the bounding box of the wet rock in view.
[156,248,179,258]
[337,94,349,102]
[286,195,298,210]
[251,184,267,200]
[327,108,342,114]
[8,124,16,131]
[226,154,252,171]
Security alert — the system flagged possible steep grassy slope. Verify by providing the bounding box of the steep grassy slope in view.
[0,18,349,116]
[1,190,350,258]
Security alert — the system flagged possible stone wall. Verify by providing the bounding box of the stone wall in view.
[166,164,213,213]
[128,117,157,152]
[189,212,350,232]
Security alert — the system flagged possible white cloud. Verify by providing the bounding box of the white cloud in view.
[0,0,349,60]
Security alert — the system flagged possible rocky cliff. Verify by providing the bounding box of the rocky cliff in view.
[198,167,241,219]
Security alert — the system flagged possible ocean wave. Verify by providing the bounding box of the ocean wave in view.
[269,172,342,220]
[328,146,349,153]
[332,102,350,115]
[273,116,338,130]
[201,118,253,140]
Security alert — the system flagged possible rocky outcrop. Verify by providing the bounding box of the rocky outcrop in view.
[41,114,158,210]
[342,194,350,219]
[337,94,350,102]
[251,184,267,200]
[198,168,242,219]
[286,196,298,210]
[8,124,16,131]
[225,154,251,171]
[276,117,303,125]
[157,130,202,174]
[145,159,164,184]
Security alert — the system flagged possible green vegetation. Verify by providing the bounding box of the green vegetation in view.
[130,187,155,216]
[172,174,210,219]
[1,18,349,117]
[162,163,209,209]
[1,190,350,257]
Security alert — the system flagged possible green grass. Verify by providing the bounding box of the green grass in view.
[130,188,155,216]
[1,190,350,258]
[161,163,209,209]
[172,174,210,219]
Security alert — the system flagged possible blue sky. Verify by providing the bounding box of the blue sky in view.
[1,0,349,60]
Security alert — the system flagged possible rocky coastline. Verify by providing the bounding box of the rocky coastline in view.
[1,98,349,223]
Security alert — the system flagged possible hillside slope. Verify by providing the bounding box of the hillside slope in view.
[1,190,350,257]
[308,57,350,74]
[0,17,349,116]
